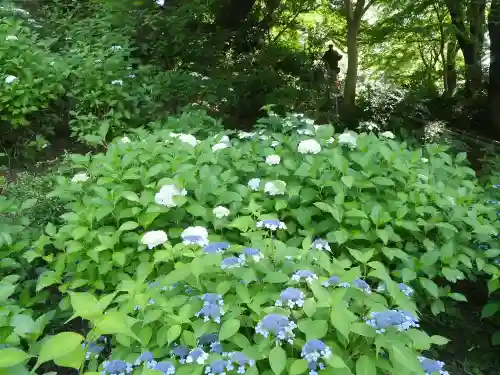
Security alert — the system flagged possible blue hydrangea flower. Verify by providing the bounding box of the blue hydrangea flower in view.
[186,348,209,365]
[227,352,255,374]
[275,288,305,309]
[301,340,332,375]
[196,303,224,323]
[241,248,264,262]
[255,314,296,344]
[312,239,330,251]
[376,282,414,297]
[291,270,318,284]
[101,360,133,375]
[198,333,223,354]
[418,356,449,375]
[183,235,209,246]
[256,219,287,231]
[83,342,104,360]
[201,293,224,306]
[493,184,500,189]
[221,256,245,269]
[148,282,159,289]
[153,361,176,375]
[365,310,419,333]
[171,345,189,363]
[204,242,230,254]
[487,200,500,205]
[351,279,372,293]
[322,275,340,287]
[205,360,229,375]
[148,298,155,305]
[135,351,156,367]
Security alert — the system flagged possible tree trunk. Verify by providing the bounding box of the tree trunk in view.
[341,0,366,126]
[444,0,486,97]
[489,0,500,136]
[445,37,458,97]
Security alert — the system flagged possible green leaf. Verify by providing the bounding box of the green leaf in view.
[269,346,286,375]
[289,359,309,375]
[34,332,84,370]
[356,355,376,375]
[330,306,355,339]
[482,302,500,318]
[53,345,85,370]
[341,176,354,188]
[371,177,394,186]
[390,342,422,373]
[68,292,101,320]
[95,312,140,342]
[419,278,439,298]
[186,204,207,218]
[118,221,139,231]
[0,348,30,368]
[263,272,289,283]
[448,293,467,302]
[430,335,450,346]
[122,191,141,203]
[167,325,182,344]
[219,319,240,340]
[327,229,348,245]
[303,298,317,317]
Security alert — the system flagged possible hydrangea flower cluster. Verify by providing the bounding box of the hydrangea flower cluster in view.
[311,238,330,251]
[181,226,209,246]
[240,247,264,262]
[255,314,296,344]
[196,294,224,323]
[221,256,245,269]
[204,242,230,254]
[198,333,223,354]
[339,279,371,293]
[186,348,209,365]
[365,310,419,333]
[134,351,157,368]
[227,352,255,374]
[418,356,449,375]
[248,178,261,190]
[101,360,133,375]
[257,219,287,231]
[154,184,187,207]
[322,275,340,287]
[83,341,104,360]
[141,230,168,249]
[171,345,189,363]
[291,270,318,284]
[275,287,305,308]
[301,339,332,375]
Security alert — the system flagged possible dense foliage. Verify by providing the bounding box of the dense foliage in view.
[3,0,500,374]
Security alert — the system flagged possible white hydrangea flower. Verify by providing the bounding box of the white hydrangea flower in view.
[178,134,198,147]
[71,173,89,183]
[327,137,335,144]
[155,0,165,6]
[111,79,123,85]
[248,178,261,191]
[181,226,209,246]
[265,155,280,165]
[264,180,286,196]
[5,35,18,41]
[141,230,168,249]
[120,136,131,143]
[298,139,321,154]
[297,129,314,136]
[421,158,429,163]
[110,45,122,51]
[238,131,256,139]
[271,141,280,148]
[213,206,230,219]
[380,131,395,139]
[5,75,17,84]
[338,132,357,147]
[154,185,187,207]
[212,143,229,152]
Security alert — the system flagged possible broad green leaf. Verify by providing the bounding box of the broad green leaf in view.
[289,359,309,375]
[122,191,141,203]
[419,278,439,298]
[341,176,354,188]
[34,332,84,370]
[53,345,85,370]
[269,346,286,375]
[430,335,450,345]
[330,306,355,339]
[263,272,289,283]
[356,355,376,375]
[118,221,139,231]
[68,292,100,320]
[167,325,182,344]
[0,348,30,368]
[219,319,240,340]
[95,312,140,342]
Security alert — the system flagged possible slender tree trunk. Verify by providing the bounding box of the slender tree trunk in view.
[341,0,369,125]
[445,37,458,97]
[489,0,500,136]
[444,0,486,97]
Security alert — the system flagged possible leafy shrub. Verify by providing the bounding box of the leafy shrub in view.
[34,115,498,318]
[0,17,66,128]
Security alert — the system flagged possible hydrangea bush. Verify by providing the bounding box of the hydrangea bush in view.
[34,117,499,317]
